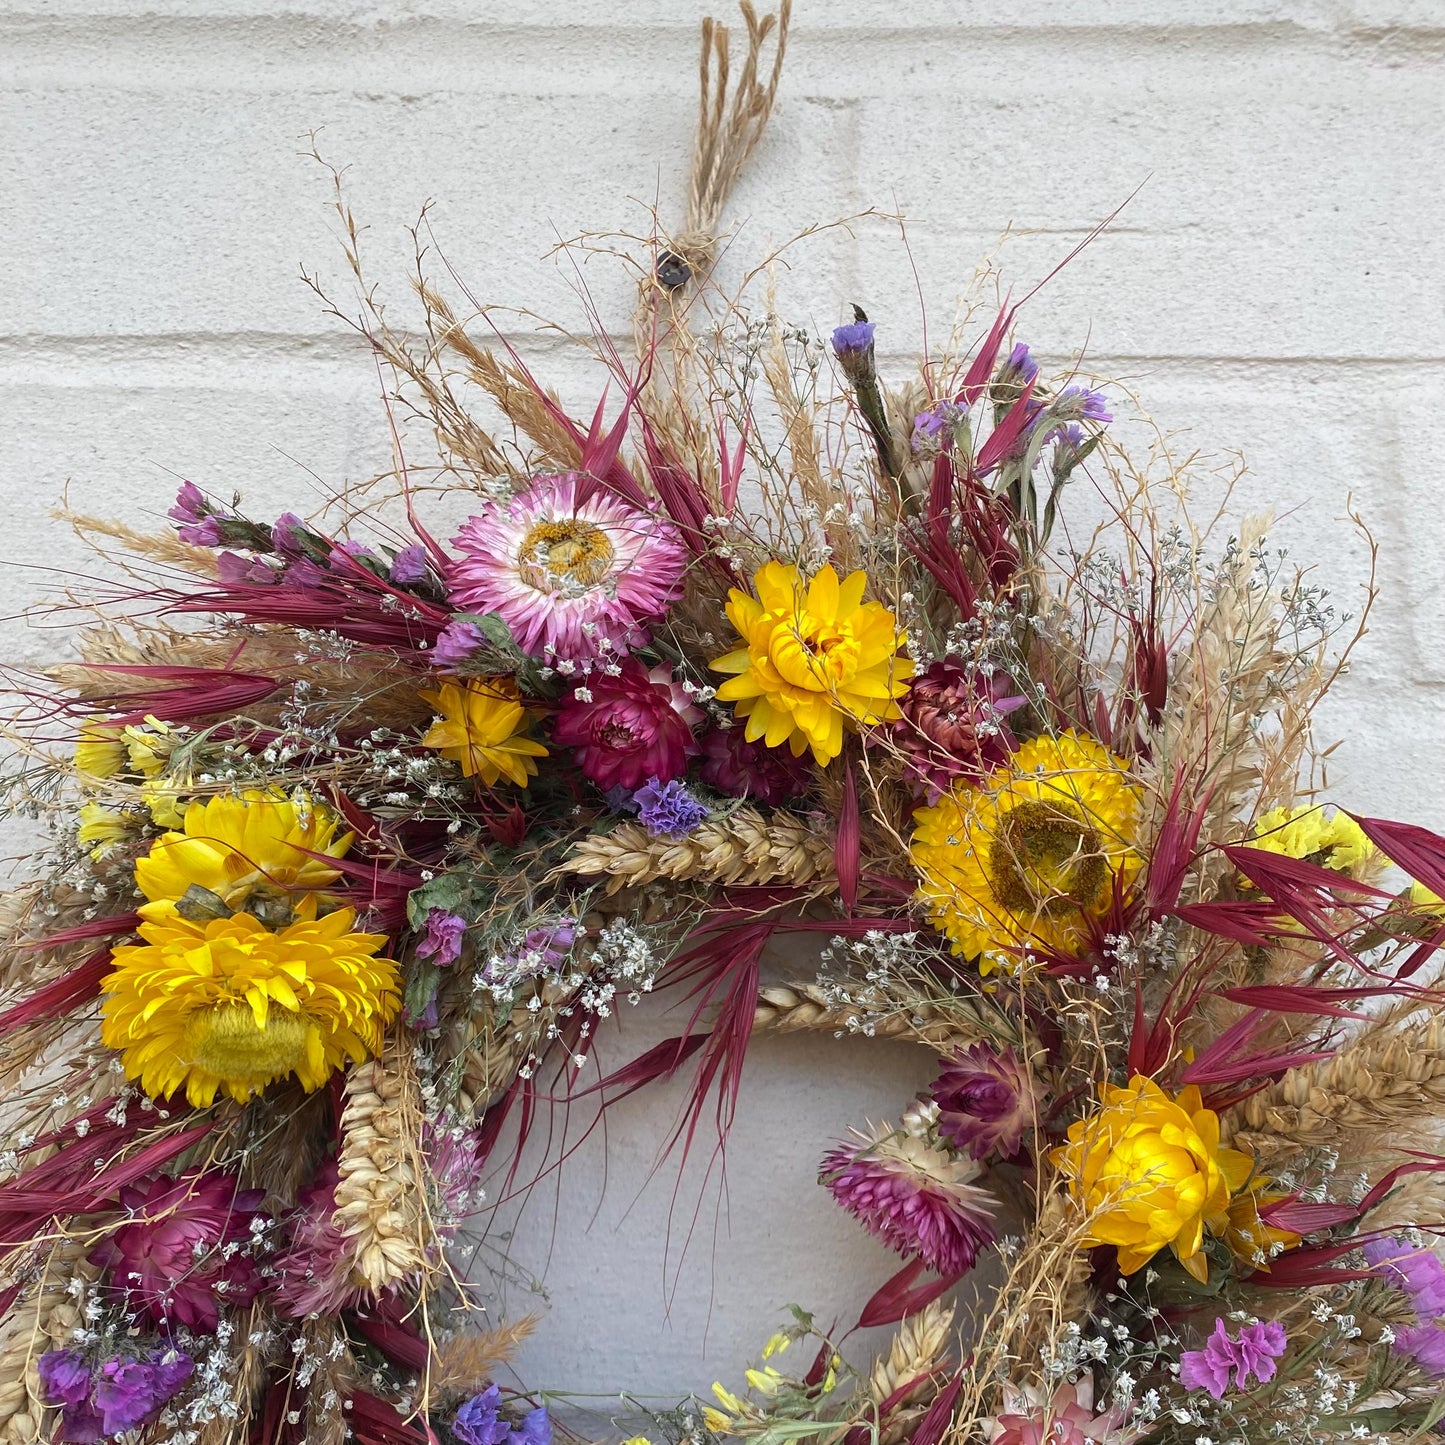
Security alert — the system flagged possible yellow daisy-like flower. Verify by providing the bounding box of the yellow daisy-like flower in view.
[419,677,548,787]
[910,730,1143,968]
[75,717,127,780]
[123,716,177,780]
[134,790,352,920]
[1245,805,1374,878]
[100,901,400,1107]
[710,561,913,766]
[1051,1075,1255,1283]
[77,801,135,859]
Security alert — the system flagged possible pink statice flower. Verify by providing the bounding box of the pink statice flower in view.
[1364,1236,1445,1375]
[1179,1317,1287,1399]
[551,659,701,791]
[984,1377,1139,1445]
[446,473,687,662]
[930,1042,1041,1160]
[273,1162,362,1319]
[698,725,811,806]
[89,1169,265,1332]
[820,1124,996,1277]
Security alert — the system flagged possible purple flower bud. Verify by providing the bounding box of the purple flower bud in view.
[1053,384,1112,425]
[930,1043,1040,1160]
[632,777,709,837]
[831,317,878,384]
[431,619,486,670]
[390,543,430,585]
[177,517,224,547]
[271,512,310,556]
[167,481,211,526]
[215,552,276,587]
[328,539,379,571]
[1004,341,1039,387]
[416,908,467,967]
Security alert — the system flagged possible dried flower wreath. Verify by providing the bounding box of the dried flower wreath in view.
[2,7,1445,1445]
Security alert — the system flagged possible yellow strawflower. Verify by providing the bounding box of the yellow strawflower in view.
[1223,1182,1301,1271]
[100,900,399,1106]
[1051,1075,1254,1283]
[910,730,1142,970]
[1245,805,1374,877]
[419,677,548,787]
[75,718,126,779]
[123,716,177,779]
[133,790,352,921]
[711,561,913,766]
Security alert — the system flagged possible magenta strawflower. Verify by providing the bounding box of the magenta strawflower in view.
[446,473,687,662]
[89,1169,265,1331]
[820,1125,997,1276]
[698,725,811,806]
[551,659,701,791]
[274,1162,361,1319]
[895,658,1024,800]
[931,1042,1041,1160]
[1179,1317,1287,1399]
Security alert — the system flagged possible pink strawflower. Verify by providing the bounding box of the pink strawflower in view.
[698,725,811,806]
[273,1162,362,1319]
[447,473,687,661]
[984,1378,1139,1445]
[820,1125,996,1277]
[89,1169,265,1331]
[894,658,1024,800]
[931,1043,1041,1160]
[1179,1317,1288,1399]
[551,659,701,791]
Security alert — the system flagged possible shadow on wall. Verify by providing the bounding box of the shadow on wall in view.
[460,962,1000,1414]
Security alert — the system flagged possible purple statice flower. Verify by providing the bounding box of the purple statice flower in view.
[480,920,579,993]
[329,539,380,571]
[632,777,709,837]
[830,316,877,384]
[1365,1237,1445,1376]
[820,1126,997,1278]
[390,543,430,585]
[94,1351,194,1435]
[178,515,224,547]
[431,618,486,670]
[38,1350,92,1408]
[1052,384,1112,425]
[930,1043,1041,1160]
[603,784,640,814]
[454,1386,548,1445]
[216,551,276,587]
[416,908,467,967]
[911,400,966,452]
[999,341,1039,389]
[1179,1318,1287,1399]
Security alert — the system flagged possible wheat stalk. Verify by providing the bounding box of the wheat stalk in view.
[867,1299,956,1445]
[561,808,834,892]
[751,983,970,1050]
[332,1038,433,1292]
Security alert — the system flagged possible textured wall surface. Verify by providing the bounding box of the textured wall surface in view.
[5,0,1445,1403]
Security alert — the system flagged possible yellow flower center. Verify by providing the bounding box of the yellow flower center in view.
[519,519,615,590]
[987,800,1108,914]
[181,1002,311,1084]
[768,615,858,691]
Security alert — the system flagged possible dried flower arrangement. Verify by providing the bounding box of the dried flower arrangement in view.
[2,6,1444,1444]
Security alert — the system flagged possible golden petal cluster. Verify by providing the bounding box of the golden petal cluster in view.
[712,561,912,766]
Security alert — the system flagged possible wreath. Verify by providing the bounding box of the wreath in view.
[3,7,1445,1444]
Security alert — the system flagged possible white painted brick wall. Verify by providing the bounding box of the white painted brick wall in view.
[4,0,1445,1402]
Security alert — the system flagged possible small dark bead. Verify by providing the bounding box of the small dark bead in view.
[656,250,692,290]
